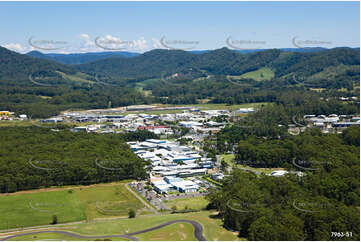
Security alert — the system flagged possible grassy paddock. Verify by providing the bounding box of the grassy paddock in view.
[164,196,209,211]
[0,190,85,230]
[75,183,146,220]
[0,181,147,230]
[6,211,240,241]
[136,222,196,241]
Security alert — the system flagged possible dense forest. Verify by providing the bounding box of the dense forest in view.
[0,127,157,193]
[202,90,360,158]
[206,126,360,240]
[0,46,359,118]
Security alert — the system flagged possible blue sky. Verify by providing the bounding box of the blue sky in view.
[0,1,359,53]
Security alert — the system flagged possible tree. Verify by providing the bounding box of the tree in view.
[51,215,58,224]
[220,159,229,172]
[128,209,136,218]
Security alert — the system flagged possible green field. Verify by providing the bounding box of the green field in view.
[240,67,275,81]
[7,232,130,241]
[227,67,274,82]
[57,71,95,85]
[76,183,148,220]
[2,211,241,241]
[0,182,147,230]
[136,222,195,241]
[0,190,85,230]
[164,196,209,211]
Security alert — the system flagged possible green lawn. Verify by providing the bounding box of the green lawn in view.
[72,182,147,220]
[1,210,241,241]
[0,190,85,230]
[0,182,148,230]
[239,67,275,81]
[8,232,130,241]
[136,222,196,241]
[164,196,209,211]
[26,211,239,241]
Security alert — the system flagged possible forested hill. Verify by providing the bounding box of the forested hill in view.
[0,46,76,81]
[26,50,140,65]
[75,47,360,79]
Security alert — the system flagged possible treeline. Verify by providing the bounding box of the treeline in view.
[77,47,359,79]
[0,127,153,193]
[213,90,359,154]
[0,79,152,118]
[206,127,360,240]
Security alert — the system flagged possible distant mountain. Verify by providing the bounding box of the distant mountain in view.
[27,47,335,65]
[76,47,359,80]
[191,47,329,55]
[0,46,76,81]
[26,50,140,64]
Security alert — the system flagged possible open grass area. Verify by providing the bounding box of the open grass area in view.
[0,182,148,230]
[2,211,240,241]
[0,120,33,127]
[164,196,209,211]
[0,190,85,230]
[239,67,275,81]
[75,182,147,220]
[136,222,195,241]
[57,71,95,85]
[227,68,274,82]
[7,232,130,241]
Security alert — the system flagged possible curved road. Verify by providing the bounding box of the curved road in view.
[0,219,206,241]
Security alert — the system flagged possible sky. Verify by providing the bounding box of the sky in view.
[0,1,359,53]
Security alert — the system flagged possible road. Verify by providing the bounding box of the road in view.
[0,220,206,241]
[125,183,159,214]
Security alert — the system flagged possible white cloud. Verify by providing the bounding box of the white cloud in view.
[152,37,164,49]
[3,43,28,53]
[3,34,153,54]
